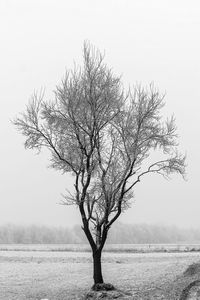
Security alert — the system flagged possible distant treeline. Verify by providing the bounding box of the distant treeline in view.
[0,222,200,244]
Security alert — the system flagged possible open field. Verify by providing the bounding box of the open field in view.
[1,243,200,252]
[1,245,200,299]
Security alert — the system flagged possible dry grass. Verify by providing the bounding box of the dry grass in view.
[0,249,200,299]
[183,263,200,277]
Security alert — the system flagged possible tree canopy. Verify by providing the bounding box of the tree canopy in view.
[14,42,186,284]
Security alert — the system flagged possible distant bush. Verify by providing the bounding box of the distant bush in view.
[0,224,82,244]
[0,222,200,244]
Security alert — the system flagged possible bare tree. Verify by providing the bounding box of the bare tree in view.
[13,42,186,287]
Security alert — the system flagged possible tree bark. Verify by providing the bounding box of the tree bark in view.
[93,250,104,284]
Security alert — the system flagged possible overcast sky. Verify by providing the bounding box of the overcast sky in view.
[0,0,200,228]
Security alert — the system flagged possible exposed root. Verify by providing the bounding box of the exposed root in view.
[84,284,133,299]
[91,283,115,291]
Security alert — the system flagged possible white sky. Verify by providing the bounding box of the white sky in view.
[0,0,200,228]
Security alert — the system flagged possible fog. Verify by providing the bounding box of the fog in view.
[1,0,200,228]
[1,223,200,244]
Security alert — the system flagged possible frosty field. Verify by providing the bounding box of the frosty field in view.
[0,245,200,300]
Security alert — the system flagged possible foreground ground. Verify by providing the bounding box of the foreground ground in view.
[0,249,200,299]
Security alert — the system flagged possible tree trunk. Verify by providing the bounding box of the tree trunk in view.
[93,250,104,284]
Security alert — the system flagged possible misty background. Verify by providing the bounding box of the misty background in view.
[1,1,200,233]
[1,223,200,244]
